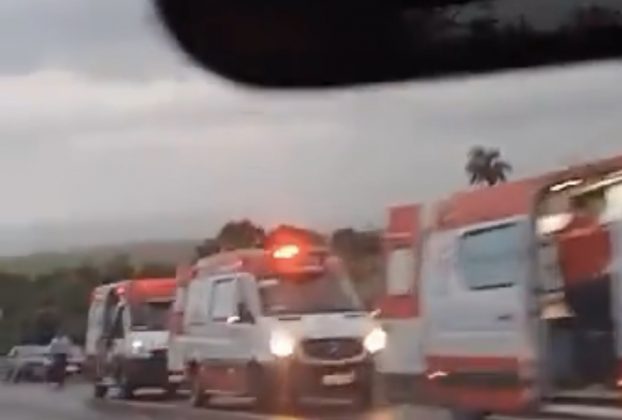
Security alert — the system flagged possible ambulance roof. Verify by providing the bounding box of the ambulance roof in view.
[124,277,176,300]
[195,249,270,277]
[177,247,342,287]
[434,154,622,231]
[91,278,176,303]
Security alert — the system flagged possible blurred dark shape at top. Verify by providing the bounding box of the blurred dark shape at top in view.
[154,0,622,88]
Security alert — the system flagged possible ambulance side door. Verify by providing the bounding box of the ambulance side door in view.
[202,274,253,393]
[422,217,539,413]
[182,277,211,363]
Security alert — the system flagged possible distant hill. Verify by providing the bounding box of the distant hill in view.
[0,239,200,276]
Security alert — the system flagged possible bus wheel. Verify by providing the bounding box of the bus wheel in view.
[93,384,108,399]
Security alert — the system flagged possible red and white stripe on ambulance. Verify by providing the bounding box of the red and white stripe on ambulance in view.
[375,204,428,376]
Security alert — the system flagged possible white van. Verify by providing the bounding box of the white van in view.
[86,278,181,399]
[169,245,387,410]
[419,155,622,420]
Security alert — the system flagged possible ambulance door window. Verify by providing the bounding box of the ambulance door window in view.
[111,306,125,339]
[238,275,260,321]
[459,222,524,291]
[88,300,104,330]
[184,278,207,327]
[209,278,237,322]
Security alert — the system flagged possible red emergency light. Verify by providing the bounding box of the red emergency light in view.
[269,242,330,276]
[272,244,301,259]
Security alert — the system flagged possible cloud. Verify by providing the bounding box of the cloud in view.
[1,0,622,254]
[0,0,181,78]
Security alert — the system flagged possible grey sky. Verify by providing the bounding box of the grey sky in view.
[1,0,622,254]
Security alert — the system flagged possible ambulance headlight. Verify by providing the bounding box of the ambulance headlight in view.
[364,327,387,354]
[269,331,295,358]
[130,339,146,354]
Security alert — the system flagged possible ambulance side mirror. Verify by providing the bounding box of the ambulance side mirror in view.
[236,302,255,324]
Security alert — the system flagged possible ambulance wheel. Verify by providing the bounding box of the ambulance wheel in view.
[254,383,281,412]
[93,383,108,399]
[353,378,377,410]
[118,373,135,400]
[450,409,487,420]
[250,364,289,413]
[165,383,179,399]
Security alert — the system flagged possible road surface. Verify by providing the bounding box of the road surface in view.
[0,381,452,420]
[0,381,596,420]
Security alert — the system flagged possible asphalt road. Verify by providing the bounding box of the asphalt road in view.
[0,381,453,420]
[3,381,599,420]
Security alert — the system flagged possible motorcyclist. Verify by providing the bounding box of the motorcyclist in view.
[48,332,72,387]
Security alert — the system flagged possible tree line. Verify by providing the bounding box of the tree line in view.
[0,223,384,353]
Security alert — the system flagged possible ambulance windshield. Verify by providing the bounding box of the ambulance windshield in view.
[130,300,172,331]
[258,272,363,315]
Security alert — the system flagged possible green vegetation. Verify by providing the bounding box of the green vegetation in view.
[466,146,512,186]
[0,254,180,353]
[0,223,383,354]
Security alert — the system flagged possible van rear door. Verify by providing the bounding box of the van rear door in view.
[422,217,540,414]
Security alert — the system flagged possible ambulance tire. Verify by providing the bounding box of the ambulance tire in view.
[254,381,281,412]
[93,384,108,399]
[250,364,289,413]
[353,378,377,411]
[165,383,179,399]
[450,409,487,420]
[118,372,135,400]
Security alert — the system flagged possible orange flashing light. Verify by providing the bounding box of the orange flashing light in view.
[272,244,301,259]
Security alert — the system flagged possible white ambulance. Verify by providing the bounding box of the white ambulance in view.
[86,278,181,399]
[418,154,622,420]
[168,242,387,410]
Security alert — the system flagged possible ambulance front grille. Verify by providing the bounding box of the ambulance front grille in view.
[301,338,364,361]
